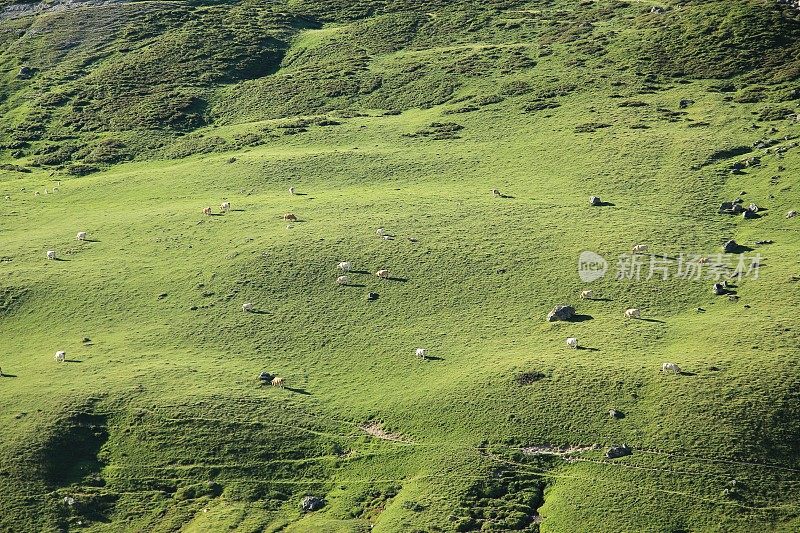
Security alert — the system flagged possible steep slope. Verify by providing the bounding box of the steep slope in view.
[1,1,800,532]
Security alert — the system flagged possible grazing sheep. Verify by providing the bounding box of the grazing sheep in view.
[632,244,648,254]
[376,228,386,237]
[375,269,390,279]
[54,351,66,362]
[283,213,298,222]
[580,290,594,299]
[220,201,231,212]
[415,348,428,359]
[335,275,349,286]
[4,195,9,200]
[202,207,212,216]
[242,303,254,312]
[46,250,56,260]
[35,191,40,196]
[566,337,578,349]
[271,376,285,388]
[788,210,798,219]
[338,261,351,273]
[624,308,641,319]
[491,189,501,197]
[661,362,681,374]
[289,187,296,195]
[697,257,710,264]
[76,232,87,241]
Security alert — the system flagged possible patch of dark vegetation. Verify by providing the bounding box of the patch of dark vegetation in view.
[574,122,611,133]
[347,484,401,521]
[516,371,546,385]
[452,466,546,532]
[0,287,28,316]
[405,122,464,140]
[522,100,560,112]
[618,100,648,108]
[699,145,753,168]
[757,106,795,122]
[0,163,31,173]
[66,164,100,176]
[174,481,223,501]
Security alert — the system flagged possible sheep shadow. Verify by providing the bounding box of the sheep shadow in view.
[423,356,445,361]
[83,239,101,243]
[53,258,71,262]
[294,192,308,196]
[596,201,616,207]
[499,194,515,199]
[209,213,224,217]
[569,314,594,322]
[230,209,246,212]
[350,270,370,275]
[286,387,311,395]
[64,359,82,363]
[345,283,366,288]
[678,371,697,376]
[387,277,409,283]
[0,373,18,378]
[590,297,613,302]
[577,346,600,352]
[639,318,666,324]
[250,310,269,315]
[725,244,754,254]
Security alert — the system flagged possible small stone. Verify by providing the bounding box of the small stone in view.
[605,444,632,459]
[300,495,325,512]
[547,305,575,322]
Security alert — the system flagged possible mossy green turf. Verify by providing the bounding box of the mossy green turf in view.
[2,1,800,532]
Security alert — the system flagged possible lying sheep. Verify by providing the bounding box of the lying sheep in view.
[46,250,56,260]
[375,269,390,279]
[624,308,641,319]
[788,210,798,219]
[338,261,351,273]
[283,213,298,222]
[580,290,594,299]
[376,228,386,237]
[76,232,87,241]
[336,275,349,286]
[242,303,254,312]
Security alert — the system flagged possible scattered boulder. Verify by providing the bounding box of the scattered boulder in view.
[743,209,758,219]
[787,210,797,219]
[547,304,575,322]
[712,283,726,296]
[608,409,624,419]
[679,99,694,109]
[17,66,32,78]
[605,444,632,459]
[589,196,602,206]
[367,292,379,301]
[300,495,325,513]
[723,240,739,253]
[258,371,273,383]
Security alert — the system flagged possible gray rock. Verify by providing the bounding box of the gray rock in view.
[679,98,694,109]
[608,409,624,419]
[712,283,726,296]
[17,66,32,78]
[589,196,602,206]
[547,305,575,322]
[300,495,325,512]
[723,240,739,253]
[605,444,632,459]
[258,372,273,382]
[367,292,379,301]
[730,204,745,215]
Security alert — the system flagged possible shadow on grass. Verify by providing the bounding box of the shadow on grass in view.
[596,201,616,207]
[0,373,17,378]
[345,283,366,288]
[53,258,71,262]
[577,346,600,352]
[64,359,82,363]
[424,356,445,361]
[678,371,697,377]
[351,270,370,275]
[286,387,311,395]
[250,310,269,315]
[83,239,101,243]
[589,297,613,302]
[230,209,246,212]
[387,277,408,283]
[639,318,666,324]
[570,314,594,322]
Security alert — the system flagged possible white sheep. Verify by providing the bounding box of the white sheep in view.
[338,261,351,273]
[76,232,87,241]
[376,228,386,237]
[375,269,390,279]
[54,351,66,362]
[566,337,578,349]
[788,210,798,219]
[336,275,349,286]
[580,290,594,299]
[415,348,428,359]
[242,303,254,312]
[624,308,641,319]
[632,244,648,254]
[289,187,296,195]
[661,362,681,374]
[220,201,231,212]
[46,250,56,260]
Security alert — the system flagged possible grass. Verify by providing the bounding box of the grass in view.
[1,1,800,532]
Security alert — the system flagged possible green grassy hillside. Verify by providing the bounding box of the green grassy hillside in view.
[2,1,800,531]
